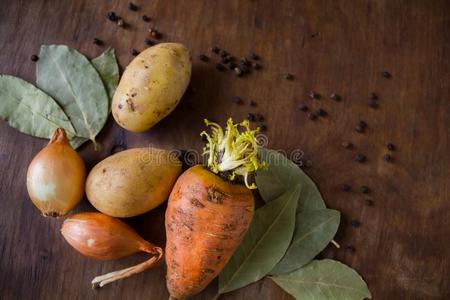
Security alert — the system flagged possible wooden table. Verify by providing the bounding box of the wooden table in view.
[0,0,448,299]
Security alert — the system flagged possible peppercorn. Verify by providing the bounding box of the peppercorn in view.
[219,49,228,58]
[387,143,396,151]
[341,141,352,149]
[285,73,294,80]
[239,64,250,74]
[221,56,230,64]
[355,121,367,133]
[232,96,243,105]
[240,57,250,66]
[330,93,341,101]
[368,92,377,100]
[355,154,366,163]
[383,154,392,162]
[107,11,118,22]
[340,184,351,192]
[142,15,151,22]
[309,90,319,99]
[382,71,391,78]
[216,63,226,71]
[350,220,361,228]
[368,98,378,108]
[30,55,39,62]
[198,54,209,62]
[228,62,237,70]
[364,199,374,206]
[298,103,308,111]
[211,46,220,54]
[360,186,370,194]
[260,124,267,132]
[145,38,155,46]
[247,113,256,121]
[148,28,161,39]
[128,2,138,11]
[131,49,139,56]
[317,108,327,117]
[250,101,257,107]
[307,112,317,120]
[93,38,103,45]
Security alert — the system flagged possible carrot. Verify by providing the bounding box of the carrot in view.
[165,118,264,299]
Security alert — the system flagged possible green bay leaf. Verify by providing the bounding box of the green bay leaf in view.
[91,47,119,105]
[256,148,326,212]
[36,45,109,147]
[270,209,340,275]
[272,259,371,300]
[0,75,76,139]
[218,184,300,294]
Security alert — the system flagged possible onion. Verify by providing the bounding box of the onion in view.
[26,128,86,217]
[61,212,163,288]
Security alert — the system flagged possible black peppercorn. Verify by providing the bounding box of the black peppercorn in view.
[260,124,267,132]
[219,50,228,58]
[309,90,319,99]
[107,11,118,22]
[340,184,351,192]
[221,56,230,64]
[30,55,39,62]
[228,62,237,70]
[368,92,377,100]
[93,38,103,45]
[240,57,250,66]
[247,113,256,121]
[132,49,140,56]
[211,46,220,54]
[145,38,155,46]
[128,2,138,11]
[383,154,392,162]
[342,141,352,149]
[382,71,391,78]
[142,15,151,22]
[198,54,209,62]
[355,121,367,133]
[368,98,378,108]
[360,186,370,194]
[350,220,361,228]
[232,96,243,105]
[330,93,341,101]
[216,63,226,71]
[317,108,327,117]
[298,103,308,111]
[355,154,366,163]
[250,101,257,107]
[307,112,317,120]
[285,73,294,80]
[387,143,396,151]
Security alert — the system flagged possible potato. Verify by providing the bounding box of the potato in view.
[85,148,182,217]
[112,43,191,132]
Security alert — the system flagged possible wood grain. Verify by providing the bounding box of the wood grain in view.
[0,0,449,299]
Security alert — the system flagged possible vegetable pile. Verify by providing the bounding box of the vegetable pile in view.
[0,39,372,299]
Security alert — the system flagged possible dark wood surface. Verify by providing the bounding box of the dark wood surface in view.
[0,0,449,299]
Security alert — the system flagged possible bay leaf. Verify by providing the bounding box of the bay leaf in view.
[0,75,76,139]
[272,259,371,300]
[256,148,326,212]
[218,184,301,294]
[91,47,119,105]
[270,209,340,275]
[36,45,109,147]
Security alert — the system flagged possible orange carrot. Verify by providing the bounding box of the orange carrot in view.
[165,118,264,299]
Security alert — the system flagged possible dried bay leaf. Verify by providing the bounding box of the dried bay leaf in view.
[256,148,326,212]
[36,45,109,148]
[272,259,372,300]
[218,184,301,294]
[270,209,340,275]
[0,75,75,139]
[91,48,119,105]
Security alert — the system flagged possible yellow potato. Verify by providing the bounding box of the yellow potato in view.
[112,43,191,132]
[85,148,182,217]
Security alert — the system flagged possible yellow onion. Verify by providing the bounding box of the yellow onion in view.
[26,128,86,217]
[61,212,163,288]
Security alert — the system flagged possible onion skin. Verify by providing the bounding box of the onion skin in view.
[26,128,86,217]
[61,212,164,288]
